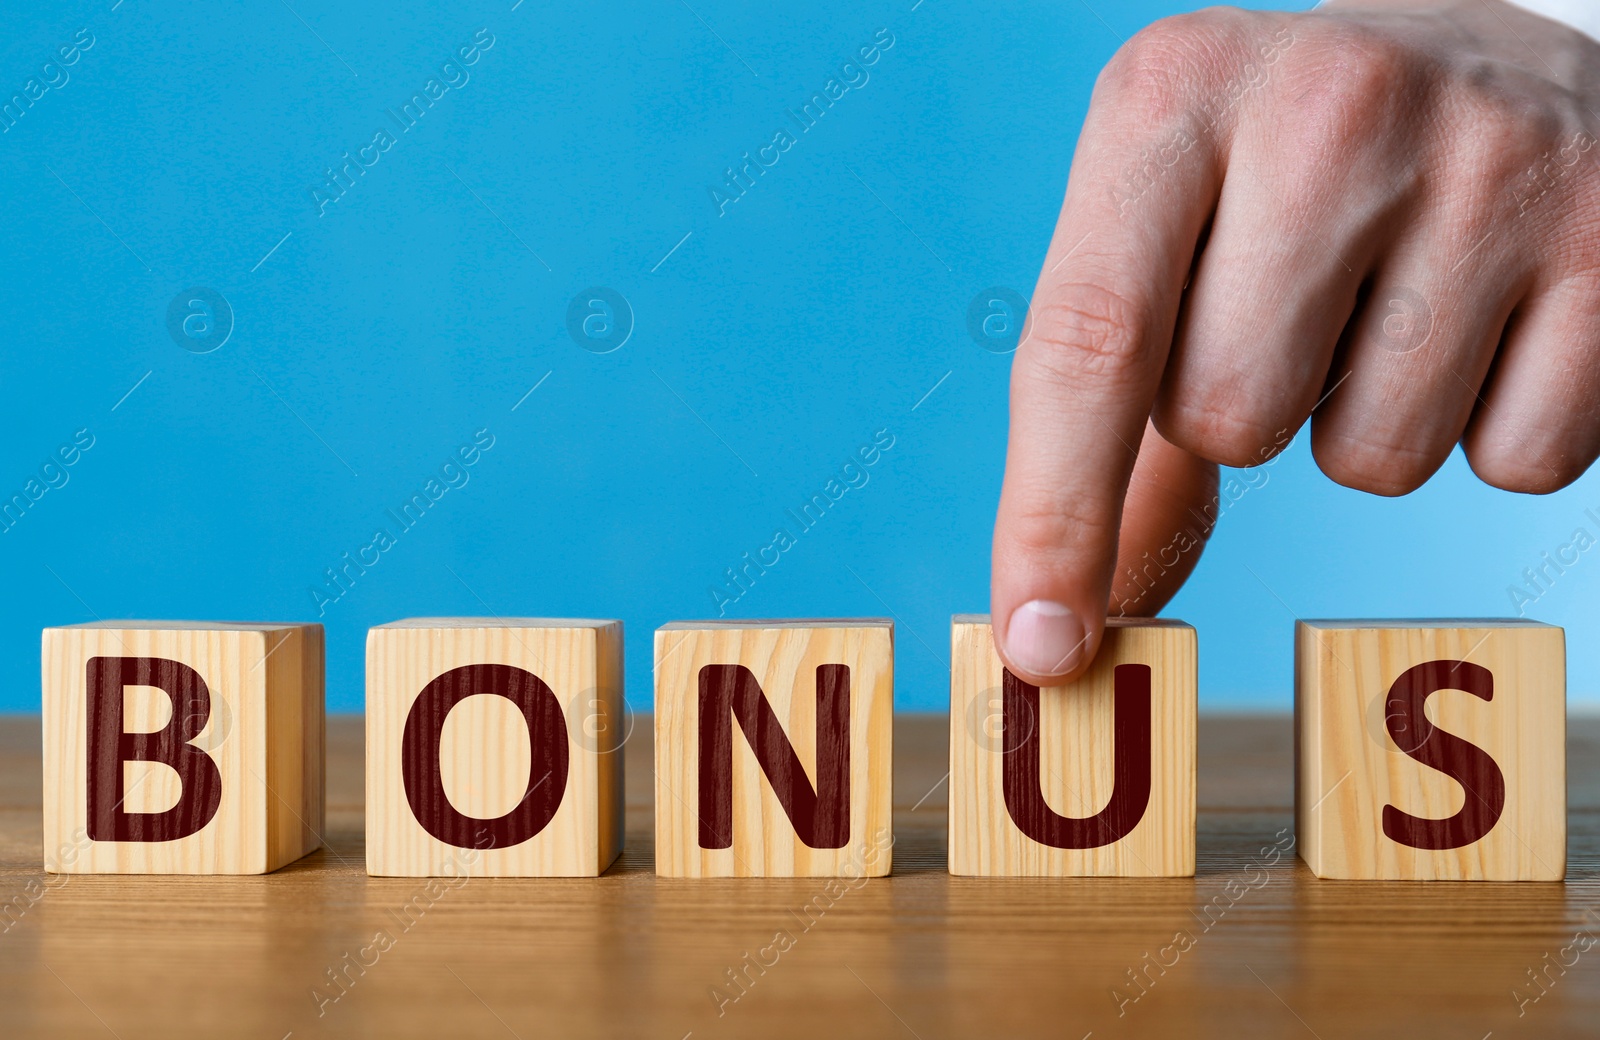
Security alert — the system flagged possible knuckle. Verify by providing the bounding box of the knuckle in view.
[1022,281,1154,388]
[1279,25,1420,143]
[1153,389,1290,469]
[1102,17,1199,91]
[1098,12,1247,111]
[1311,424,1446,497]
[1305,25,1411,97]
[1462,359,1600,494]
[1464,434,1589,495]
[1453,96,1557,189]
[1002,487,1118,559]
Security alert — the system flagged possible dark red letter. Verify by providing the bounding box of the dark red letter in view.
[401,664,568,849]
[1381,659,1505,850]
[1002,665,1152,848]
[697,664,850,850]
[87,656,223,842]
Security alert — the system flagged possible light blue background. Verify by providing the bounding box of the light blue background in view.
[3,0,1594,713]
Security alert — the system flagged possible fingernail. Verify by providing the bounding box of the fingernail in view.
[1005,600,1086,678]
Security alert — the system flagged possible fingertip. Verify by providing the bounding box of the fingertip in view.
[996,599,1102,686]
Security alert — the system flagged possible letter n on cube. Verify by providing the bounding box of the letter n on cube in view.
[42,621,325,874]
[654,620,893,877]
[948,616,1196,876]
[1295,619,1565,880]
[365,618,625,877]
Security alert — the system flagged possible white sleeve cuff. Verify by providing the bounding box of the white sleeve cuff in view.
[1503,0,1600,43]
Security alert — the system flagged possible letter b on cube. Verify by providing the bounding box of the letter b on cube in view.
[42,622,325,874]
[365,618,625,877]
[949,616,1197,876]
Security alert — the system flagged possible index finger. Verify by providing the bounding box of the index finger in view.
[991,23,1233,684]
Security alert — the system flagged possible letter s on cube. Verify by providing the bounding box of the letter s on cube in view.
[365,618,624,877]
[1294,619,1566,880]
[42,621,325,874]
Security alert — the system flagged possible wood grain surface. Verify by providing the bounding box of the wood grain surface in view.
[654,621,893,878]
[950,616,1196,876]
[3,713,1600,1039]
[41,622,323,875]
[1295,619,1566,880]
[365,619,624,877]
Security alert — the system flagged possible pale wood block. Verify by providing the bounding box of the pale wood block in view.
[1295,619,1566,881]
[654,619,893,878]
[41,621,325,874]
[948,615,1196,877]
[365,618,624,877]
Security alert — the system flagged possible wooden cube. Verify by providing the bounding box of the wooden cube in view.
[654,620,893,877]
[365,618,624,877]
[41,621,325,874]
[1295,619,1565,881]
[948,615,1196,876]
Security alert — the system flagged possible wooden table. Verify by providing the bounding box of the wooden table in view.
[2,714,1597,1039]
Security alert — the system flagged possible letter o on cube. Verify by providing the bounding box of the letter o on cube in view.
[365,618,624,877]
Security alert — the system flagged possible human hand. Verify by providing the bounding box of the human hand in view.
[991,0,1600,685]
